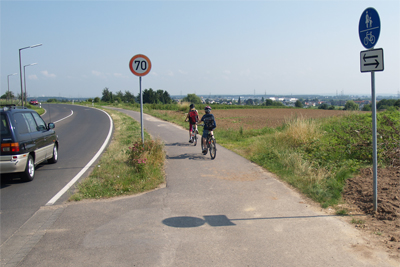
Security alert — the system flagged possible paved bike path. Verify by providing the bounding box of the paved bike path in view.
[5,108,395,266]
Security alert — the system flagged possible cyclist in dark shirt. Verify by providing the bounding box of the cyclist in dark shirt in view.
[200,106,216,154]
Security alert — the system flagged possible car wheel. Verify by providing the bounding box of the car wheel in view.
[48,145,58,164]
[21,155,35,182]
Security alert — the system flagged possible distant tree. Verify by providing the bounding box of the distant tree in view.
[1,91,15,99]
[328,105,335,110]
[238,97,241,105]
[265,99,274,106]
[344,100,359,111]
[362,104,372,111]
[124,91,135,103]
[245,99,254,105]
[182,94,202,104]
[394,99,400,108]
[265,99,284,107]
[94,97,100,103]
[161,90,172,104]
[137,88,172,104]
[377,99,397,110]
[261,97,264,103]
[115,90,124,101]
[101,87,112,102]
[318,103,329,110]
[295,100,303,108]
[141,88,155,103]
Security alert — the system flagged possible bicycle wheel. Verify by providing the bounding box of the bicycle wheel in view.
[201,137,206,153]
[209,137,216,159]
[193,132,197,146]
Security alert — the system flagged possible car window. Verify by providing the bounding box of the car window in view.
[1,114,10,135]
[32,112,46,131]
[22,113,38,132]
[12,113,30,134]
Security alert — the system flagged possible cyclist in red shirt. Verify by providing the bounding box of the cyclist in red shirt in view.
[185,104,199,143]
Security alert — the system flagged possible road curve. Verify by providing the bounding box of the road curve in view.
[0,104,112,245]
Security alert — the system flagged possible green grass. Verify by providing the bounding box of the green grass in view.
[351,217,365,224]
[69,108,165,201]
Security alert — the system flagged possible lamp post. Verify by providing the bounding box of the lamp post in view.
[19,44,42,107]
[24,63,37,105]
[7,73,18,103]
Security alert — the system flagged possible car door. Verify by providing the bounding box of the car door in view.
[32,112,55,160]
[22,112,46,164]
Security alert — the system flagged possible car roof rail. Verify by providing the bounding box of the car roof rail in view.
[1,104,28,111]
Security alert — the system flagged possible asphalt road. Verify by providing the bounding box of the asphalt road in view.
[0,104,111,246]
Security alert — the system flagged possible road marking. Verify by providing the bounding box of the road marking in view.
[45,108,113,206]
[53,110,74,123]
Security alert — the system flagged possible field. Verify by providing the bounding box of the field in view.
[150,107,399,256]
[210,108,346,129]
[160,108,347,130]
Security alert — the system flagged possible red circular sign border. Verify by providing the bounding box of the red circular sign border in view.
[129,54,152,77]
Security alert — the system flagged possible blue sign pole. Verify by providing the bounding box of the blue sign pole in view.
[359,7,381,212]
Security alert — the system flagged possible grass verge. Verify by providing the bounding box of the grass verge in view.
[69,108,165,201]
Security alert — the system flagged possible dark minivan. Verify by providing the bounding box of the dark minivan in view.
[0,105,58,181]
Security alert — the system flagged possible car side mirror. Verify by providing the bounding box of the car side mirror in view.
[48,123,55,129]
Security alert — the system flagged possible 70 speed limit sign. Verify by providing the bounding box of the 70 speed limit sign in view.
[129,54,151,76]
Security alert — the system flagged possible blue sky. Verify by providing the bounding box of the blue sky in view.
[1,0,399,98]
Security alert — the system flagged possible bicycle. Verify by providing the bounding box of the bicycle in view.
[190,124,197,146]
[198,124,216,159]
[363,31,375,46]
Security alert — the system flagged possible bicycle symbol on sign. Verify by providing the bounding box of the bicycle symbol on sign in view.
[364,31,375,46]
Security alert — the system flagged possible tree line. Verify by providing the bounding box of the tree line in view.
[101,88,174,104]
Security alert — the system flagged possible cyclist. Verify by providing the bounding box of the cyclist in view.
[200,106,216,154]
[185,103,199,143]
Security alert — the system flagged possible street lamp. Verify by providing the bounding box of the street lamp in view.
[19,44,42,107]
[24,63,37,105]
[7,73,18,103]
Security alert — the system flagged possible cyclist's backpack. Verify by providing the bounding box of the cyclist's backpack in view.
[189,110,198,124]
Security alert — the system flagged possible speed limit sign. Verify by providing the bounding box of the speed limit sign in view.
[129,54,151,76]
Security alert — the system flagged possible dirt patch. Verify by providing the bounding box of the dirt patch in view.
[343,166,400,257]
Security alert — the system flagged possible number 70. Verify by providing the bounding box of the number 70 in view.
[134,60,147,71]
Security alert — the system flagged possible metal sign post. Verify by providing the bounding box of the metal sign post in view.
[129,54,152,146]
[359,7,383,212]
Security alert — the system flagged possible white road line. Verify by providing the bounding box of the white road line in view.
[46,108,113,206]
[54,110,74,123]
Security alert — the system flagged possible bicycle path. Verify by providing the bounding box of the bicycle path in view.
[4,108,395,266]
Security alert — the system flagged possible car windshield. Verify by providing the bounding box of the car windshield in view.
[1,114,10,136]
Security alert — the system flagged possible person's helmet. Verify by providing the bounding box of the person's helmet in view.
[190,104,195,109]
[204,106,211,114]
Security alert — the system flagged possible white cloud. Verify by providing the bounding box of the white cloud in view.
[41,70,56,78]
[178,69,188,75]
[92,70,102,76]
[28,74,38,80]
[240,69,251,77]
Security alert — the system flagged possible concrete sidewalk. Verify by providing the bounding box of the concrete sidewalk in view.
[2,108,396,267]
